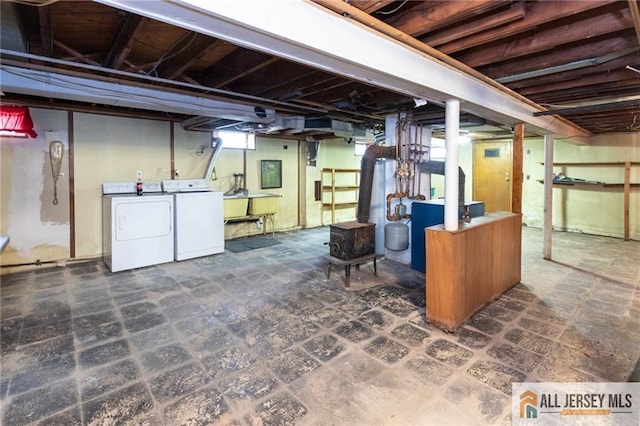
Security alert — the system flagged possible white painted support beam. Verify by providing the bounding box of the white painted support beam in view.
[95,0,591,142]
[543,134,554,260]
[444,99,460,231]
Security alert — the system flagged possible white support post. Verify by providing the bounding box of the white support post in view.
[543,134,554,260]
[444,99,460,231]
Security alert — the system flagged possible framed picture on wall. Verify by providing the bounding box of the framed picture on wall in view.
[261,160,282,189]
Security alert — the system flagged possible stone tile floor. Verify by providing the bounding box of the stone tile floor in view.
[0,226,639,425]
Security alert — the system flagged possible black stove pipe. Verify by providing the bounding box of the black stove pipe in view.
[420,161,466,207]
[356,144,466,223]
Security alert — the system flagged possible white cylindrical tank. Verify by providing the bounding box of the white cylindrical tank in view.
[385,222,409,251]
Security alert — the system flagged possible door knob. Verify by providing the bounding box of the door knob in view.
[505,172,510,182]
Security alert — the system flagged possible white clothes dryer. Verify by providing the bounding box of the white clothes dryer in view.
[102,188,174,272]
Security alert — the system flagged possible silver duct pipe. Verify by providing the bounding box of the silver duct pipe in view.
[357,145,396,223]
[204,137,224,181]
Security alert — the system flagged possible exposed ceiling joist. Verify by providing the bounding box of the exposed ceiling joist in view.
[628,0,640,43]
[497,47,640,84]
[533,98,640,116]
[2,0,637,138]
[103,13,145,69]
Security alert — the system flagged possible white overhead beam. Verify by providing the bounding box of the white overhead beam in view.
[95,0,591,143]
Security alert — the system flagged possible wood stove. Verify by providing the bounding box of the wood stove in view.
[328,221,375,260]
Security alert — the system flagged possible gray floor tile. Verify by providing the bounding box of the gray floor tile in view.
[1,226,638,424]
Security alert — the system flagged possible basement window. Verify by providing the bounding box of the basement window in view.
[215,130,255,150]
[430,138,446,160]
[354,140,372,156]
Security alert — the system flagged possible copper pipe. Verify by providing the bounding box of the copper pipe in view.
[386,192,411,221]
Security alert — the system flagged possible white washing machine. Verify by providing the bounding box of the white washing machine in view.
[163,180,224,261]
[102,182,174,272]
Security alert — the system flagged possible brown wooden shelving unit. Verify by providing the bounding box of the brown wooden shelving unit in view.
[539,161,639,241]
[321,168,360,225]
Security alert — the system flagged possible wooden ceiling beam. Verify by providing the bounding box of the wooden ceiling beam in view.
[294,76,351,99]
[103,13,146,70]
[53,39,102,67]
[509,59,640,91]
[421,2,525,48]
[533,98,640,116]
[480,34,637,79]
[386,0,509,37]
[434,0,621,55]
[293,99,385,121]
[38,5,53,57]
[155,34,224,80]
[348,0,396,14]
[259,76,339,101]
[321,82,372,104]
[628,0,640,43]
[253,68,322,98]
[456,6,634,67]
[198,49,273,89]
[214,57,280,89]
[16,4,47,61]
[528,80,640,104]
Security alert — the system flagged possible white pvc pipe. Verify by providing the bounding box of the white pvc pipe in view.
[444,99,460,231]
[543,134,554,259]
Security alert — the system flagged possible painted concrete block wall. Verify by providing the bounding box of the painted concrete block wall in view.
[0,108,70,266]
[173,126,213,181]
[522,135,640,240]
[74,113,171,257]
[208,138,302,239]
[246,139,299,234]
[305,139,362,227]
[3,106,639,272]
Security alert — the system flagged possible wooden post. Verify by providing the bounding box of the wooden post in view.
[68,111,75,259]
[624,161,631,241]
[543,135,554,260]
[512,123,524,214]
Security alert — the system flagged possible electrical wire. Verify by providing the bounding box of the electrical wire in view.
[6,0,60,6]
[148,32,199,77]
[375,0,409,15]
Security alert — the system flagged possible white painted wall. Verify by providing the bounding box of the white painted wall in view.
[522,135,640,240]
[74,113,171,257]
[0,108,70,265]
[306,138,362,227]
[2,106,639,273]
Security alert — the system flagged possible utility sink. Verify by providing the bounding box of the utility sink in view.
[248,193,281,215]
[223,195,249,219]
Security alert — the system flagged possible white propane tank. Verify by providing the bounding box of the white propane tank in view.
[385,222,409,251]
